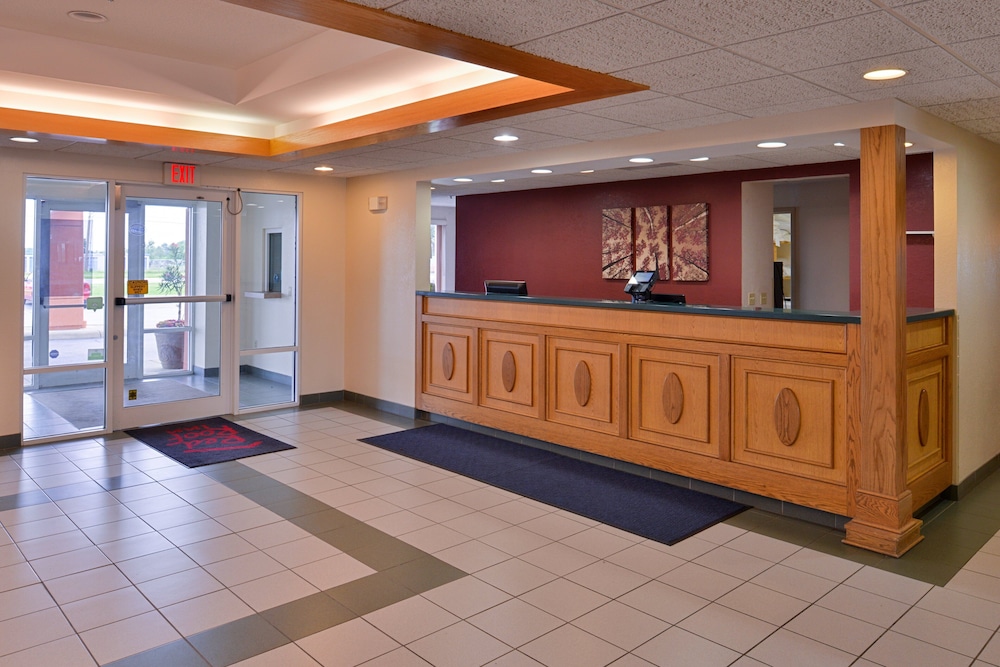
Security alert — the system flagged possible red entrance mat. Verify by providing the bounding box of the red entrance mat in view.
[126,417,295,468]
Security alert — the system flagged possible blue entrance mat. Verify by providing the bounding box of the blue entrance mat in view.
[361,424,745,545]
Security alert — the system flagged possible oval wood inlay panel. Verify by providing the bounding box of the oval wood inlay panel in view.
[501,350,517,393]
[441,342,455,381]
[662,372,684,424]
[573,361,592,407]
[773,387,801,446]
[918,388,930,447]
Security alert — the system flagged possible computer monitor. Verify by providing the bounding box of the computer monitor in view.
[484,280,528,295]
[624,270,657,302]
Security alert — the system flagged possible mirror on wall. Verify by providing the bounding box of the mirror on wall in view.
[773,209,794,309]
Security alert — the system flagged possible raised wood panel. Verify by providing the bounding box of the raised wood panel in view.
[422,323,474,403]
[906,358,946,483]
[422,298,849,353]
[907,319,947,353]
[732,357,847,485]
[629,346,720,456]
[547,338,618,435]
[481,330,541,417]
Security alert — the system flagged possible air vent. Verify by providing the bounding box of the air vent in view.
[68,10,108,22]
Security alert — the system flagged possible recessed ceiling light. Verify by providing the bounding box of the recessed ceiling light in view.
[531,169,552,174]
[579,169,595,174]
[863,68,907,81]
[757,141,787,149]
[453,177,473,182]
[10,137,38,143]
[490,179,506,183]
[313,166,333,172]
[689,157,709,162]
[493,134,518,142]
[429,186,435,190]
[67,10,108,22]
[629,157,654,163]
[904,141,914,148]
[833,142,846,147]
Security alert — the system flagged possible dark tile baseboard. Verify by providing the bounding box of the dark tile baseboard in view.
[0,433,21,454]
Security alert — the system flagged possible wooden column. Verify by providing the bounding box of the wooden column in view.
[844,125,923,556]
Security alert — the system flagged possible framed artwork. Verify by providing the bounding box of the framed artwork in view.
[634,205,669,279]
[671,203,709,282]
[602,207,633,279]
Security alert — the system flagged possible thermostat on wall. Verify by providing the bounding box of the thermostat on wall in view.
[368,196,388,212]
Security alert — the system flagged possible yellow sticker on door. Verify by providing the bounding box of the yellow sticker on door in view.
[127,280,149,295]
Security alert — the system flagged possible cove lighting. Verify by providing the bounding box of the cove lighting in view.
[531,168,553,174]
[629,157,654,163]
[690,157,709,162]
[493,134,519,142]
[10,137,39,143]
[864,68,907,81]
[313,166,333,172]
[453,177,473,182]
[757,141,787,148]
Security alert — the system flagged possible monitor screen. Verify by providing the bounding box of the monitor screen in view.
[624,270,657,294]
[485,280,528,295]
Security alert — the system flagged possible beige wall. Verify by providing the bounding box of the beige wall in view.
[343,175,430,408]
[2,148,346,440]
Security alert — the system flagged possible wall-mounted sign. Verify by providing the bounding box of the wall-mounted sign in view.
[127,280,149,295]
[163,162,199,186]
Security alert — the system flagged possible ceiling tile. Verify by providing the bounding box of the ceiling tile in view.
[955,117,1000,134]
[588,95,726,125]
[849,74,1000,107]
[950,36,1000,76]
[636,0,877,46]
[361,147,460,162]
[728,12,934,72]
[647,111,749,131]
[135,149,233,164]
[893,0,1000,44]
[683,155,778,171]
[582,126,660,141]
[389,0,617,46]
[564,90,664,113]
[923,96,1000,122]
[681,75,839,112]
[509,112,639,139]
[740,94,858,117]
[1,137,75,151]
[618,49,782,95]
[796,47,976,94]
[448,127,565,147]
[518,14,709,73]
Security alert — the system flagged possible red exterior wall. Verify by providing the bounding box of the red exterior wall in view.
[456,154,934,309]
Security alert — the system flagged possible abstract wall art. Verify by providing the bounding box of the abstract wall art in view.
[634,205,669,279]
[670,203,709,282]
[601,207,633,279]
[601,203,708,282]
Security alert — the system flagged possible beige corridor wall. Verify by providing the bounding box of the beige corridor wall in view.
[343,174,430,408]
[0,148,346,441]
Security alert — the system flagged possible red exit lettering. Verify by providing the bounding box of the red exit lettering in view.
[163,162,198,186]
[172,164,195,184]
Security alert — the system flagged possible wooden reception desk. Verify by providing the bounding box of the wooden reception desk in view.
[416,292,953,554]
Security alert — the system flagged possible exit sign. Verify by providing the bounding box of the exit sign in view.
[163,163,200,186]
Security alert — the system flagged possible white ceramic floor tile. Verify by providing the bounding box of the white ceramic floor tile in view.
[421,576,512,619]
[519,578,609,622]
[815,584,912,628]
[678,603,777,653]
[0,583,56,623]
[750,563,839,603]
[62,586,153,632]
[618,580,708,624]
[434,539,511,572]
[747,628,855,667]
[136,566,224,608]
[293,553,376,590]
[657,561,743,600]
[560,527,635,559]
[520,542,598,577]
[407,620,511,667]
[161,588,255,636]
[694,546,773,581]
[263,535,342,569]
[862,630,973,667]
[0,634,98,667]
[891,606,992,657]
[468,597,563,647]
[564,560,648,598]
[916,586,1000,630]
[843,566,933,605]
[572,600,670,651]
[717,581,811,626]
[605,543,685,579]
[79,610,180,665]
[204,550,287,587]
[784,604,884,655]
[632,626,741,667]
[780,547,863,583]
[231,569,320,612]
[475,558,558,597]
[364,594,461,644]
[520,623,626,667]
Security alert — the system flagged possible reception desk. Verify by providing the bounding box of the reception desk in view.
[415,292,953,554]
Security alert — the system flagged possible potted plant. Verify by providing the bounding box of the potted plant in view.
[153,244,186,369]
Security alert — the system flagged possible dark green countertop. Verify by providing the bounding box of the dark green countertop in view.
[417,291,954,325]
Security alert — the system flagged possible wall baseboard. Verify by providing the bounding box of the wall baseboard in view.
[300,391,345,405]
[946,453,1000,501]
[342,391,424,420]
[0,433,21,454]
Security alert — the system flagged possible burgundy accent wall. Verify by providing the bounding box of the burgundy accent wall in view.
[456,154,934,309]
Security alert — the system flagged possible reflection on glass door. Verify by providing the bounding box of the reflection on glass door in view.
[239,192,298,410]
[22,178,109,440]
[113,188,231,429]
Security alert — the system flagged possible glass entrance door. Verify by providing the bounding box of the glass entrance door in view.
[111,186,232,429]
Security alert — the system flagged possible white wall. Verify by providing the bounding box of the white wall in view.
[774,177,851,312]
[1,148,346,440]
[741,181,775,307]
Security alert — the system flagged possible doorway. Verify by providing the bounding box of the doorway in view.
[111,186,233,429]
